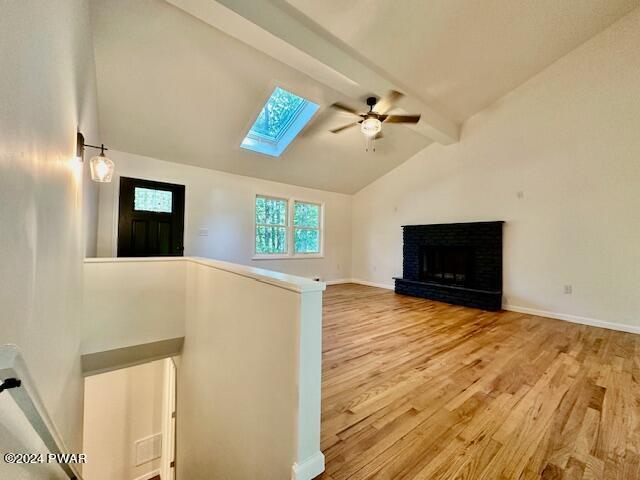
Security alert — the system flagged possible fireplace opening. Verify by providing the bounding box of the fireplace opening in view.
[420,246,474,287]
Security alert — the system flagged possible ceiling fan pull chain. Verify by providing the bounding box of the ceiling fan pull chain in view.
[365,135,376,153]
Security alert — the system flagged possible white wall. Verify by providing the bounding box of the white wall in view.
[83,360,165,480]
[0,0,99,459]
[95,150,352,281]
[83,258,186,355]
[352,8,640,330]
[80,256,325,479]
[178,259,324,479]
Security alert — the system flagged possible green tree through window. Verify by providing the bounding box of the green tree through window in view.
[255,196,322,256]
[251,88,306,141]
[294,201,320,254]
[255,196,287,254]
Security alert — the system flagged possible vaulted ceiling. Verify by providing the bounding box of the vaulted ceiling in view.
[284,0,640,122]
[89,0,638,193]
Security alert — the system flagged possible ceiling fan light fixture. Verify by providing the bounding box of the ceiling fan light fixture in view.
[328,91,419,142]
[361,117,382,137]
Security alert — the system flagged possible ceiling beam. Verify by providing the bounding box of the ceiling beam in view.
[166,0,460,144]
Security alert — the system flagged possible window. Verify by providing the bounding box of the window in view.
[241,87,319,157]
[255,196,288,254]
[134,187,173,213]
[293,201,321,254]
[254,195,323,257]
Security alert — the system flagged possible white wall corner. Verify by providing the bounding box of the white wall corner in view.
[292,451,325,480]
[295,290,323,479]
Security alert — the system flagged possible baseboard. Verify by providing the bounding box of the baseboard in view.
[351,278,395,290]
[292,451,325,480]
[504,304,640,335]
[324,278,395,289]
[132,469,160,480]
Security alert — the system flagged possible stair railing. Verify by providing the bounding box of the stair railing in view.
[0,345,80,479]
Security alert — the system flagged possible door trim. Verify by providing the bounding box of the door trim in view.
[161,357,177,480]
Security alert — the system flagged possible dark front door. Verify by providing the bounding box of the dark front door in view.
[117,177,185,257]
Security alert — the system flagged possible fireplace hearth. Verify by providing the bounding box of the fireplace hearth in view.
[394,221,504,311]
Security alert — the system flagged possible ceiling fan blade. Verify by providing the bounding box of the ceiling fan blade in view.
[382,114,421,124]
[329,122,360,134]
[373,90,404,114]
[329,102,362,116]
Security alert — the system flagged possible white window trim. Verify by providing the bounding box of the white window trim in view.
[253,195,325,260]
[254,194,289,257]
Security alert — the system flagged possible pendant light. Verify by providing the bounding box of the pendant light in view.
[88,145,115,182]
[76,132,115,182]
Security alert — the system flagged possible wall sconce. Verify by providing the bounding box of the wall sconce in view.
[76,131,115,183]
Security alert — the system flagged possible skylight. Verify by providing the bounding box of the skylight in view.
[241,87,319,157]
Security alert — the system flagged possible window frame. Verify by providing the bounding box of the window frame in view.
[292,199,323,256]
[253,194,324,260]
[254,194,290,258]
[133,186,174,213]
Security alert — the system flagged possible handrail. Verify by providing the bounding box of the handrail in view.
[0,345,80,479]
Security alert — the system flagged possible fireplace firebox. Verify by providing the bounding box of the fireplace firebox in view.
[420,246,474,286]
[394,221,504,311]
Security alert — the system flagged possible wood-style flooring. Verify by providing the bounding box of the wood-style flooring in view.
[319,283,640,480]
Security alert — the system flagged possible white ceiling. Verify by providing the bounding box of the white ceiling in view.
[89,0,429,194]
[284,0,640,122]
[90,0,638,193]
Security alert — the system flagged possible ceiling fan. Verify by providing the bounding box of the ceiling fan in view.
[328,90,421,140]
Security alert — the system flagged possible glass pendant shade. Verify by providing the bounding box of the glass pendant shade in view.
[360,117,382,137]
[89,153,115,182]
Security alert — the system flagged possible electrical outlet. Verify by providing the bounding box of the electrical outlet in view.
[564,285,572,294]
[198,228,209,237]
[517,191,524,199]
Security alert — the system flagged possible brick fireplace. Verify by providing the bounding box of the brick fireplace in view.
[394,221,504,311]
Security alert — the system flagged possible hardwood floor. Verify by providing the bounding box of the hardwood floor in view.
[319,283,640,480]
